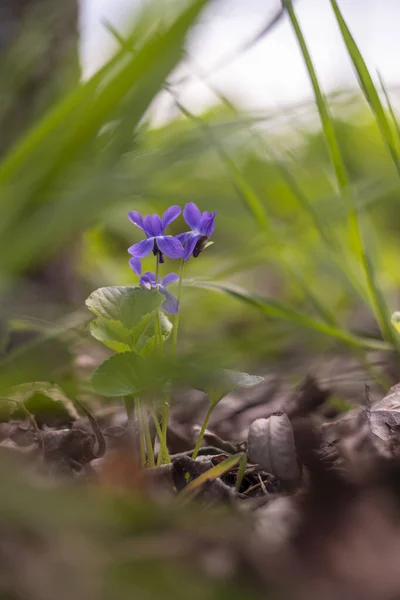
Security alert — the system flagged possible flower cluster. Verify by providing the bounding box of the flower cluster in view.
[127,202,216,314]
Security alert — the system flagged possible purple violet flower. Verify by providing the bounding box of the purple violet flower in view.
[128,206,184,265]
[139,271,180,314]
[177,202,217,261]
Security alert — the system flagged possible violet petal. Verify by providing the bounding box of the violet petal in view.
[162,272,179,287]
[140,271,156,287]
[128,237,154,258]
[156,235,184,259]
[129,256,142,275]
[144,214,163,237]
[160,287,179,314]
[183,202,201,231]
[183,232,201,261]
[162,205,181,230]
[128,211,145,231]
[199,211,216,237]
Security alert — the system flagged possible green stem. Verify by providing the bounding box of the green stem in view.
[172,258,185,352]
[161,392,170,440]
[138,398,155,468]
[154,255,164,354]
[192,402,214,460]
[123,396,135,420]
[134,398,146,468]
[159,259,185,452]
[150,406,170,465]
[156,310,163,355]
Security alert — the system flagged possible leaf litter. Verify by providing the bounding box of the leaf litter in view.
[4,370,400,599]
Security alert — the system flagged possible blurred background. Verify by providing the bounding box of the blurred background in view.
[1,0,400,407]
[82,0,400,114]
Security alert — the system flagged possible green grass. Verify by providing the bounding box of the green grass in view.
[284,0,399,355]
[1,0,400,422]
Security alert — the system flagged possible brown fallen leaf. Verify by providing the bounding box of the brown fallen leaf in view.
[247,413,301,486]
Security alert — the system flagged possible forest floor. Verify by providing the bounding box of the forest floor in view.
[1,350,400,600]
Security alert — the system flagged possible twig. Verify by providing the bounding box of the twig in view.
[74,399,106,458]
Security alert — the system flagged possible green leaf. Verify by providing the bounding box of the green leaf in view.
[89,319,131,353]
[91,352,164,397]
[208,369,264,407]
[0,337,73,393]
[6,382,79,423]
[86,286,163,330]
[86,286,168,353]
[139,312,173,355]
[223,369,264,388]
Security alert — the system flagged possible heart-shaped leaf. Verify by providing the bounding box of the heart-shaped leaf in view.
[86,286,164,328]
[208,370,264,407]
[86,286,167,353]
[139,312,173,355]
[91,351,164,397]
[90,311,172,354]
[89,319,131,353]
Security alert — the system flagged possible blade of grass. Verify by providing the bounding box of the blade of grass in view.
[190,77,369,305]
[174,95,396,364]
[172,97,341,326]
[178,453,243,501]
[329,0,400,173]
[187,278,393,353]
[284,0,399,352]
[283,0,348,190]
[235,453,247,493]
[377,71,400,154]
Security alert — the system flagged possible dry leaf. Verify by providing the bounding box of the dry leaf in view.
[247,413,300,484]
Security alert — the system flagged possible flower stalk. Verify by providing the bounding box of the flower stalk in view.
[172,257,185,352]
[191,401,214,460]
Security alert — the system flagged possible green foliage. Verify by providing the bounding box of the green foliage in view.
[208,369,264,407]
[188,279,392,352]
[0,336,73,393]
[329,0,400,172]
[3,382,78,423]
[91,351,162,397]
[86,286,171,353]
[0,0,209,276]
[284,0,399,353]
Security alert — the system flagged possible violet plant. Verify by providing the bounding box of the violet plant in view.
[86,203,263,467]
